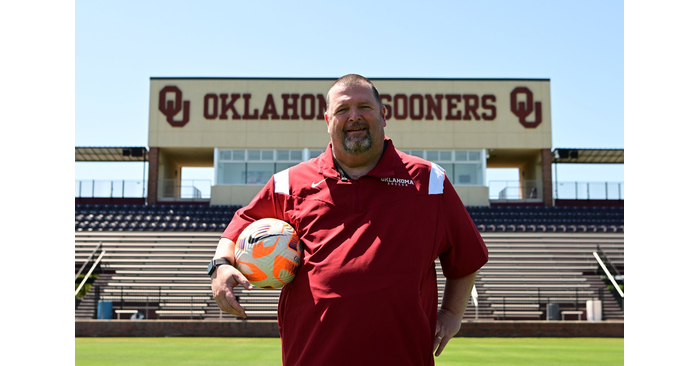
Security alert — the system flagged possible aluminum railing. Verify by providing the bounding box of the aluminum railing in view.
[76,179,622,202]
[76,180,146,198]
[489,180,624,201]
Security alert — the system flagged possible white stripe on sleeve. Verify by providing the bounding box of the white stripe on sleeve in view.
[274,168,290,195]
[428,163,445,195]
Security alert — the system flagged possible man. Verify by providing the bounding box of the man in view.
[210,74,488,365]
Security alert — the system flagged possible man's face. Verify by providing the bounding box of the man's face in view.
[324,83,387,157]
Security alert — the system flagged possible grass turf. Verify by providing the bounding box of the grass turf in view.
[75,337,623,366]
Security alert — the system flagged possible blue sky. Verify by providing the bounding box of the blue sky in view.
[74,0,624,186]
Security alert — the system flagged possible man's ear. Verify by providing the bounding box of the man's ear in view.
[381,105,388,127]
[325,112,331,133]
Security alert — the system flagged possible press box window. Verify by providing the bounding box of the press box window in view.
[215,148,316,185]
[404,149,486,186]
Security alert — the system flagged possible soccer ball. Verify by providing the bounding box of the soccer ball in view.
[233,218,302,289]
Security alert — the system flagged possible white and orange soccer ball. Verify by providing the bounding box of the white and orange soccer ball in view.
[233,218,302,289]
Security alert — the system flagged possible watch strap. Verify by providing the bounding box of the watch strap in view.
[208,258,232,276]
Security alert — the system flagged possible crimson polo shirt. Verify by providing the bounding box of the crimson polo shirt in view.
[221,138,488,366]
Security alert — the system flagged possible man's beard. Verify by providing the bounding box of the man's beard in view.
[342,131,373,155]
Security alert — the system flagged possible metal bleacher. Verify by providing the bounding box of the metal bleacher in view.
[75,204,624,321]
[75,204,623,234]
[471,232,624,320]
[75,231,250,320]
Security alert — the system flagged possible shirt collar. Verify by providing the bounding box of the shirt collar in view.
[318,137,397,179]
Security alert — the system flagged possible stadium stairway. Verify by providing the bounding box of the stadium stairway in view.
[75,229,624,322]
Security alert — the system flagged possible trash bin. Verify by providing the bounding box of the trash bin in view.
[97,301,113,319]
[586,300,602,321]
[546,303,560,320]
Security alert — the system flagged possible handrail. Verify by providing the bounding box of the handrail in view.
[489,179,624,200]
[75,242,102,280]
[471,286,479,320]
[596,244,622,278]
[593,251,624,298]
[159,179,211,200]
[75,179,146,199]
[75,250,105,297]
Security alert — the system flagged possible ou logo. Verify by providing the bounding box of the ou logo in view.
[510,87,542,128]
[159,86,190,127]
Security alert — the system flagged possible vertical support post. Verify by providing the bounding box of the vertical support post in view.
[147,147,160,205]
[618,183,622,200]
[94,285,100,319]
[142,149,147,199]
[587,183,590,200]
[541,149,554,206]
[554,163,558,201]
[605,182,609,200]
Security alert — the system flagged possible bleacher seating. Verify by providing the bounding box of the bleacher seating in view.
[75,204,623,233]
[75,204,624,322]
[471,232,624,320]
[75,204,240,232]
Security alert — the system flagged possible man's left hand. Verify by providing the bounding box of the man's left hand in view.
[433,308,462,357]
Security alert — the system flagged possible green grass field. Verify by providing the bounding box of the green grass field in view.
[75,337,623,365]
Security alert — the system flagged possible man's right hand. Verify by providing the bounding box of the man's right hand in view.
[211,264,254,318]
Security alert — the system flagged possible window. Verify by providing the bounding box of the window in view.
[215,148,486,186]
[217,162,246,185]
[215,148,312,185]
[407,149,486,186]
[308,149,324,159]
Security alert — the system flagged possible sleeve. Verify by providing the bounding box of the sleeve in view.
[437,178,489,279]
[220,176,283,242]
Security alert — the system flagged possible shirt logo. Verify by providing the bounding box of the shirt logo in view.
[381,177,415,187]
[311,178,327,188]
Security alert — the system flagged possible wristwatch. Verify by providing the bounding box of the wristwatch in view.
[207,258,232,277]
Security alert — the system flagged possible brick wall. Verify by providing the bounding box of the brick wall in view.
[76,320,622,338]
[456,320,623,337]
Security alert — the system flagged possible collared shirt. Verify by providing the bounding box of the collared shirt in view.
[222,137,488,366]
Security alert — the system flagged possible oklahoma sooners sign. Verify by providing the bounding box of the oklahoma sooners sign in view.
[148,77,551,150]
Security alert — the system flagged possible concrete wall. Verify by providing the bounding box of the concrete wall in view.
[75,320,623,338]
[211,185,491,207]
[210,185,267,207]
